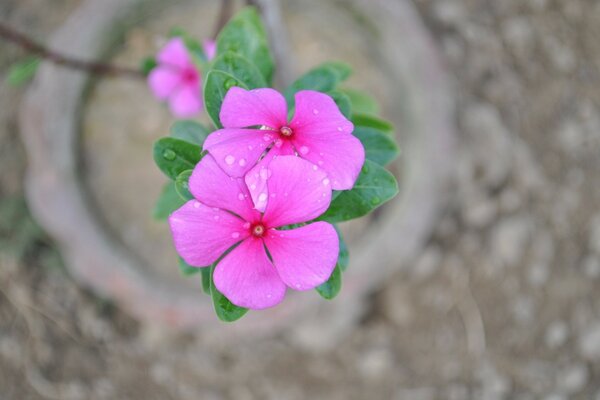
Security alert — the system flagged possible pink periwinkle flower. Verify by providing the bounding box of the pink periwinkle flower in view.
[148,38,215,118]
[203,87,365,211]
[168,154,339,310]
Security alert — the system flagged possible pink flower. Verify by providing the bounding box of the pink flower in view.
[148,38,215,118]
[168,154,339,310]
[203,87,365,211]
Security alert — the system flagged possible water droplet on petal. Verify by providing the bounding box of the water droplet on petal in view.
[248,145,253,150]
[299,146,309,155]
[162,149,176,161]
[250,184,256,190]
[213,215,220,221]
[312,109,319,115]
[274,139,283,148]
[193,201,201,208]
[263,134,273,142]
[312,165,318,171]
[337,126,343,132]
[266,294,272,299]
[238,158,247,167]
[322,178,330,186]
[318,160,324,166]
[258,193,267,202]
[225,155,235,165]
[295,283,302,288]
[243,222,251,229]
[231,232,240,239]
[238,193,245,201]
[260,168,270,180]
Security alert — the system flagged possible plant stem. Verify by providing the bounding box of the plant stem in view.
[213,0,234,40]
[0,21,144,79]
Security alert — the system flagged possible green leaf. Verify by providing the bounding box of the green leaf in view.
[334,225,349,271]
[284,65,340,105]
[319,160,398,223]
[175,170,194,200]
[203,69,249,128]
[216,6,274,84]
[140,57,157,76]
[6,57,40,86]
[353,126,399,165]
[320,61,352,81]
[211,51,267,88]
[170,120,211,145]
[340,88,380,115]
[352,113,394,134]
[201,268,211,295]
[328,90,352,119]
[153,137,202,180]
[210,263,248,322]
[178,257,202,276]
[169,28,209,63]
[153,182,186,220]
[316,264,342,300]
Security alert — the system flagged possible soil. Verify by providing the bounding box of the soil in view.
[2,0,600,399]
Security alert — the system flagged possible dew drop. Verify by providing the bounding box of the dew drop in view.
[312,109,319,115]
[248,145,253,150]
[238,158,247,167]
[266,294,272,299]
[337,126,343,132]
[258,193,268,202]
[259,168,270,180]
[243,222,251,229]
[312,165,318,171]
[299,146,309,155]
[193,201,201,208]
[295,283,302,288]
[263,134,273,142]
[274,139,283,148]
[371,197,381,205]
[322,178,330,186]
[213,215,220,221]
[162,149,176,161]
[231,232,240,239]
[224,78,238,90]
[225,155,235,165]
[238,193,245,201]
[318,160,324,166]
[250,184,257,190]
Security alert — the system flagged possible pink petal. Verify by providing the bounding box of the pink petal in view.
[168,200,249,267]
[189,155,260,222]
[203,128,274,178]
[290,90,365,190]
[169,84,202,118]
[157,37,192,69]
[203,39,217,60]
[213,237,286,309]
[262,156,332,227]
[244,143,296,213]
[219,87,288,129]
[148,66,180,100]
[264,222,339,290]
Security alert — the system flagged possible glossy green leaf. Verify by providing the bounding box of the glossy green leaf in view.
[153,137,202,180]
[201,268,211,295]
[319,160,398,223]
[140,57,157,76]
[204,70,249,128]
[316,264,342,300]
[216,7,274,84]
[170,120,210,145]
[340,88,380,115]
[178,257,202,276]
[320,61,352,81]
[328,90,352,119]
[211,51,266,88]
[6,57,40,86]
[334,225,349,271]
[210,263,248,322]
[352,113,394,134]
[153,181,186,220]
[284,64,343,105]
[175,170,194,201]
[353,126,399,165]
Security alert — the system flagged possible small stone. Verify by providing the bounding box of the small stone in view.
[557,364,588,394]
[545,321,568,349]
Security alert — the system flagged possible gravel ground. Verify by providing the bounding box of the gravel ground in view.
[2,0,600,399]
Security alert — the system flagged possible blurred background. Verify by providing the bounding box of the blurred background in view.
[2,0,600,399]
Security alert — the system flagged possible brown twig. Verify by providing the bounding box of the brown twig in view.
[0,21,144,78]
[213,0,234,40]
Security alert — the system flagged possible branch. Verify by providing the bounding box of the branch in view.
[0,21,144,79]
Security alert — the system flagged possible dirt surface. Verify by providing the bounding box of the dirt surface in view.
[2,0,600,399]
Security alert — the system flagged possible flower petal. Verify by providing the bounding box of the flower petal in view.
[262,156,332,227]
[157,37,191,69]
[189,155,260,222]
[290,90,365,190]
[213,238,286,309]
[169,200,248,267]
[264,222,339,290]
[169,85,202,118]
[148,66,180,99]
[203,128,274,178]
[219,87,288,129]
[244,143,295,213]
[203,39,217,60]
